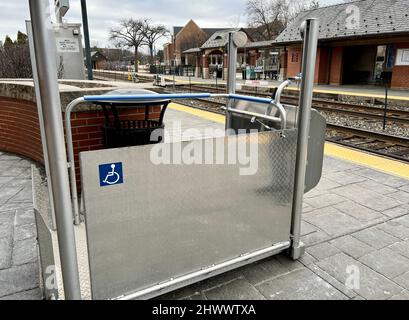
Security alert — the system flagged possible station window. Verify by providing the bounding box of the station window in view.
[291,52,299,63]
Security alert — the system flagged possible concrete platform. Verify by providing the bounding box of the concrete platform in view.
[1,104,409,300]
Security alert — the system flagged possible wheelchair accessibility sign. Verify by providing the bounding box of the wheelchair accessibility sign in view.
[99,162,124,187]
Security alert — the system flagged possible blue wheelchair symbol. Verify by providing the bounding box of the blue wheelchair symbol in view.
[99,162,123,187]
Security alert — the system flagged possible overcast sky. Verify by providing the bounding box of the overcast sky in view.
[1,0,342,51]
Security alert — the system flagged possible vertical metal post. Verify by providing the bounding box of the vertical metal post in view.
[28,0,81,299]
[173,59,176,91]
[226,32,237,131]
[383,81,388,130]
[81,0,93,80]
[290,18,319,260]
[26,20,57,231]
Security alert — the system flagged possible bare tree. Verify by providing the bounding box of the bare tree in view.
[109,19,145,72]
[0,32,32,78]
[142,20,169,64]
[287,0,320,23]
[246,0,288,40]
[57,56,64,79]
[246,0,320,40]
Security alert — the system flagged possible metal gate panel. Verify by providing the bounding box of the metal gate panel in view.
[80,129,298,300]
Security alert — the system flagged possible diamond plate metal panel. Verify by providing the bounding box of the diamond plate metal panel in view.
[32,166,58,300]
[80,130,298,300]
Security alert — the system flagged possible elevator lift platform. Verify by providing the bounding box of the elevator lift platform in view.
[31,13,324,300]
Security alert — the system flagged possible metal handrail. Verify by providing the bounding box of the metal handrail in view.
[82,93,289,129]
[65,97,85,225]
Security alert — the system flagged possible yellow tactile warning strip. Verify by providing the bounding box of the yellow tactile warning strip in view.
[325,143,409,180]
[164,76,409,101]
[169,102,409,180]
[169,102,225,124]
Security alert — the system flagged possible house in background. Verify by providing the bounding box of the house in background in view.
[273,0,409,89]
[89,51,107,70]
[164,19,285,80]
[199,28,254,79]
[163,20,229,72]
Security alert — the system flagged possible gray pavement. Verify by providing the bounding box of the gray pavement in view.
[158,109,409,300]
[1,108,409,299]
[0,152,41,300]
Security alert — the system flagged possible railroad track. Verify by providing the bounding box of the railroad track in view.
[177,84,409,124]
[326,124,409,161]
[94,72,409,123]
[169,90,409,162]
[94,75,409,162]
[281,95,409,124]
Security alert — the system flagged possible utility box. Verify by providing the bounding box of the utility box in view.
[53,23,85,80]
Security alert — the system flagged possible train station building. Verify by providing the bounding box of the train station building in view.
[273,0,409,89]
[164,20,280,80]
[163,20,229,69]
[165,0,409,88]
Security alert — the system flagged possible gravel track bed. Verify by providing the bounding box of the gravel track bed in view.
[168,88,409,139]
[321,110,409,139]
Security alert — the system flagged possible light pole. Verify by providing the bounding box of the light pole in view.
[81,0,93,80]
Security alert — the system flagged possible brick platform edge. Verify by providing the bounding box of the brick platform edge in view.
[0,96,161,187]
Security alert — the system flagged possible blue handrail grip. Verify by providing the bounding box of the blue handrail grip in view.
[83,93,212,102]
[229,94,273,104]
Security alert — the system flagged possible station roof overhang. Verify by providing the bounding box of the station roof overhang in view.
[182,48,202,54]
[272,31,409,48]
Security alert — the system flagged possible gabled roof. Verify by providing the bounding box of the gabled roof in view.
[202,28,231,39]
[182,47,202,54]
[274,0,409,44]
[173,26,184,36]
[201,28,251,49]
[243,40,275,49]
[90,51,106,61]
[172,21,230,40]
[172,20,201,37]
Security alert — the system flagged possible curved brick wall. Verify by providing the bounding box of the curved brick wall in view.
[0,97,43,163]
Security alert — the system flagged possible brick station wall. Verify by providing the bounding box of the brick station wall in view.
[329,47,344,85]
[0,96,161,187]
[391,43,409,89]
[286,46,302,78]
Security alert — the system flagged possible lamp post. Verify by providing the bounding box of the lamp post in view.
[81,0,93,80]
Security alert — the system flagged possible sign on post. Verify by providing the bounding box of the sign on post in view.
[56,38,80,53]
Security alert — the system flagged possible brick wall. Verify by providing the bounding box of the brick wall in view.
[315,47,331,84]
[175,20,208,65]
[94,60,107,70]
[0,96,161,187]
[329,47,344,85]
[0,98,43,163]
[391,43,409,89]
[287,46,302,78]
[164,43,174,66]
[287,46,341,85]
